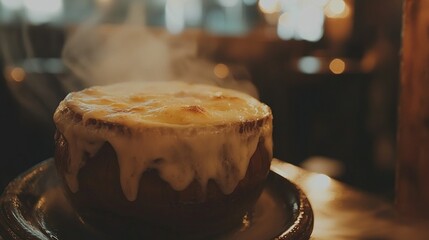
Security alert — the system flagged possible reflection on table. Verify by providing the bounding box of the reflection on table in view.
[271,159,429,239]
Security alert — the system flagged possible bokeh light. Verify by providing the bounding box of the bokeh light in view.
[270,0,329,42]
[5,67,26,82]
[329,58,346,74]
[213,63,230,79]
[298,56,321,74]
[325,0,350,18]
[258,0,281,14]
[277,12,295,40]
[165,0,185,34]
[295,5,324,42]
[23,0,63,24]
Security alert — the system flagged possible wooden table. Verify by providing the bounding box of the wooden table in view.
[271,159,429,239]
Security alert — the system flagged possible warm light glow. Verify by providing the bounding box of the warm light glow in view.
[213,63,230,79]
[302,173,335,211]
[329,58,345,74]
[270,159,302,181]
[23,0,63,24]
[307,173,332,190]
[325,0,350,18]
[258,0,281,14]
[301,156,345,177]
[298,56,321,74]
[8,67,26,82]
[302,173,334,204]
[361,50,377,72]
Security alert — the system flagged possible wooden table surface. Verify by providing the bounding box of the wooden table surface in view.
[271,159,429,239]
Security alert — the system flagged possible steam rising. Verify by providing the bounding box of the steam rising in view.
[62,3,170,85]
[61,2,258,97]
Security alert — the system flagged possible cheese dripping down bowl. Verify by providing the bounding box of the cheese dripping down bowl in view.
[53,81,273,239]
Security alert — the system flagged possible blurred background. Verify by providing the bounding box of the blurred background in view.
[0,0,402,200]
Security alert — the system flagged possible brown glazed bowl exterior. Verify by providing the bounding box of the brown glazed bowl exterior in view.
[54,129,272,239]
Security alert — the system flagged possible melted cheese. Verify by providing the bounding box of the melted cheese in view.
[54,81,272,201]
